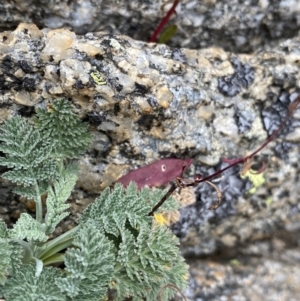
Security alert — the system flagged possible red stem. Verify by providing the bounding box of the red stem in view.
[149,95,300,215]
[190,95,300,186]
[149,1,180,43]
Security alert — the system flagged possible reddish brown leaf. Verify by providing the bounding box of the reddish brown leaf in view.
[116,158,193,190]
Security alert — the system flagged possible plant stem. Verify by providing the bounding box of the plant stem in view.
[149,0,179,43]
[36,226,77,260]
[43,253,64,266]
[149,95,300,214]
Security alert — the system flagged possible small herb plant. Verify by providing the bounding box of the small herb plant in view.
[0,99,188,301]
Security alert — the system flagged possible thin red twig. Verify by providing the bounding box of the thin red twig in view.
[149,95,300,215]
[149,1,180,43]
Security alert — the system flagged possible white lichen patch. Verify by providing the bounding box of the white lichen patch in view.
[48,86,64,95]
[243,116,267,141]
[44,65,59,82]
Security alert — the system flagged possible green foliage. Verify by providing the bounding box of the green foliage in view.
[0,239,23,286]
[0,220,7,238]
[9,213,48,242]
[158,24,178,44]
[34,99,92,158]
[80,183,188,301]
[44,163,78,234]
[111,223,188,301]
[79,183,179,235]
[0,99,188,301]
[0,239,13,285]
[0,116,56,192]
[2,264,65,301]
[56,223,114,300]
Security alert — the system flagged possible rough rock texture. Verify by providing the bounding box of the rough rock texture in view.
[1,1,300,53]
[0,15,300,301]
[183,255,300,301]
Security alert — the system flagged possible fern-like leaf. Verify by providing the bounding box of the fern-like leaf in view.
[0,239,23,286]
[34,99,92,158]
[8,213,48,242]
[112,224,188,301]
[80,183,187,300]
[0,238,12,285]
[2,264,65,301]
[80,183,178,237]
[55,222,114,300]
[13,186,39,200]
[45,163,78,234]
[0,117,57,193]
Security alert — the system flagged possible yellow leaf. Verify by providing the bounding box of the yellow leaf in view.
[153,213,170,226]
[241,169,265,194]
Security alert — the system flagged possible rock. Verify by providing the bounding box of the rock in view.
[1,13,300,300]
[1,1,300,53]
[0,22,300,232]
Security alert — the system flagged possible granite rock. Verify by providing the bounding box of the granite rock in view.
[1,1,300,53]
[0,21,300,300]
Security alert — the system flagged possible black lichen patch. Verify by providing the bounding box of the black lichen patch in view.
[218,57,255,97]
[74,79,86,89]
[119,141,145,160]
[0,56,38,92]
[0,73,21,92]
[262,91,300,160]
[134,82,148,95]
[172,163,250,238]
[22,76,36,92]
[18,106,35,117]
[1,55,14,72]
[44,82,52,93]
[100,39,111,49]
[136,114,155,131]
[113,103,121,115]
[84,111,107,126]
[18,60,32,73]
[94,54,104,61]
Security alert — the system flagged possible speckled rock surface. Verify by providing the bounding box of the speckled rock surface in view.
[1,1,300,53]
[0,22,300,300]
[181,254,300,301]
